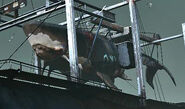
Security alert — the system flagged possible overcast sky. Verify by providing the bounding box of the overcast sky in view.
[0,0,184,103]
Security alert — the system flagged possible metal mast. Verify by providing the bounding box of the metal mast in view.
[34,54,41,75]
[182,23,185,48]
[65,0,79,81]
[46,0,50,7]
[128,0,146,105]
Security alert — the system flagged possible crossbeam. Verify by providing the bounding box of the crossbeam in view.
[74,6,114,23]
[128,0,145,106]
[59,0,142,25]
[91,18,123,32]
[0,0,116,31]
[91,18,160,43]
[0,1,66,31]
[0,69,96,90]
[0,0,27,18]
[0,19,23,28]
[0,1,65,27]
[141,34,183,47]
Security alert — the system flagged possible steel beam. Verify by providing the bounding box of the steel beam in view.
[182,23,185,48]
[65,0,79,82]
[74,0,103,11]
[128,0,146,105]
[34,54,41,75]
[74,6,114,23]
[0,1,64,28]
[0,0,143,31]
[0,19,23,28]
[59,0,142,25]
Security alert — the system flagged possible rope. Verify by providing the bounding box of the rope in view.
[153,86,158,100]
[156,73,166,101]
[135,3,151,56]
[154,75,162,101]
[87,18,103,61]
[126,81,137,91]
[157,45,166,101]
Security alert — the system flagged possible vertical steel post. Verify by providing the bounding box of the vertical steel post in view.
[182,23,185,48]
[46,0,50,7]
[65,0,79,82]
[34,54,41,75]
[128,0,146,106]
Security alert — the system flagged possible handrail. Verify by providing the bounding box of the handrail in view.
[0,59,113,90]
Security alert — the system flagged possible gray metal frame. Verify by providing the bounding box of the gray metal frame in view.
[182,23,185,48]
[46,0,50,7]
[0,0,184,104]
[59,0,142,25]
[65,0,79,81]
[141,34,183,47]
[34,54,41,75]
[128,0,146,104]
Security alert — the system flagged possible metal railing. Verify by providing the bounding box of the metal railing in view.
[0,59,116,90]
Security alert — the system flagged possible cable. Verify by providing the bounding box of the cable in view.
[153,86,158,100]
[0,5,57,69]
[39,11,66,21]
[141,32,156,34]
[135,3,167,102]
[2,0,4,6]
[31,0,35,10]
[135,4,152,56]
[156,73,166,101]
[135,3,166,101]
[154,75,162,101]
[105,29,111,38]
[30,50,35,72]
[157,44,166,101]
[160,44,164,64]
[125,81,137,91]
[75,3,90,32]
[87,18,103,61]
[135,3,150,93]
[150,44,155,57]
[135,3,151,57]
[0,0,3,22]
[155,45,166,101]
